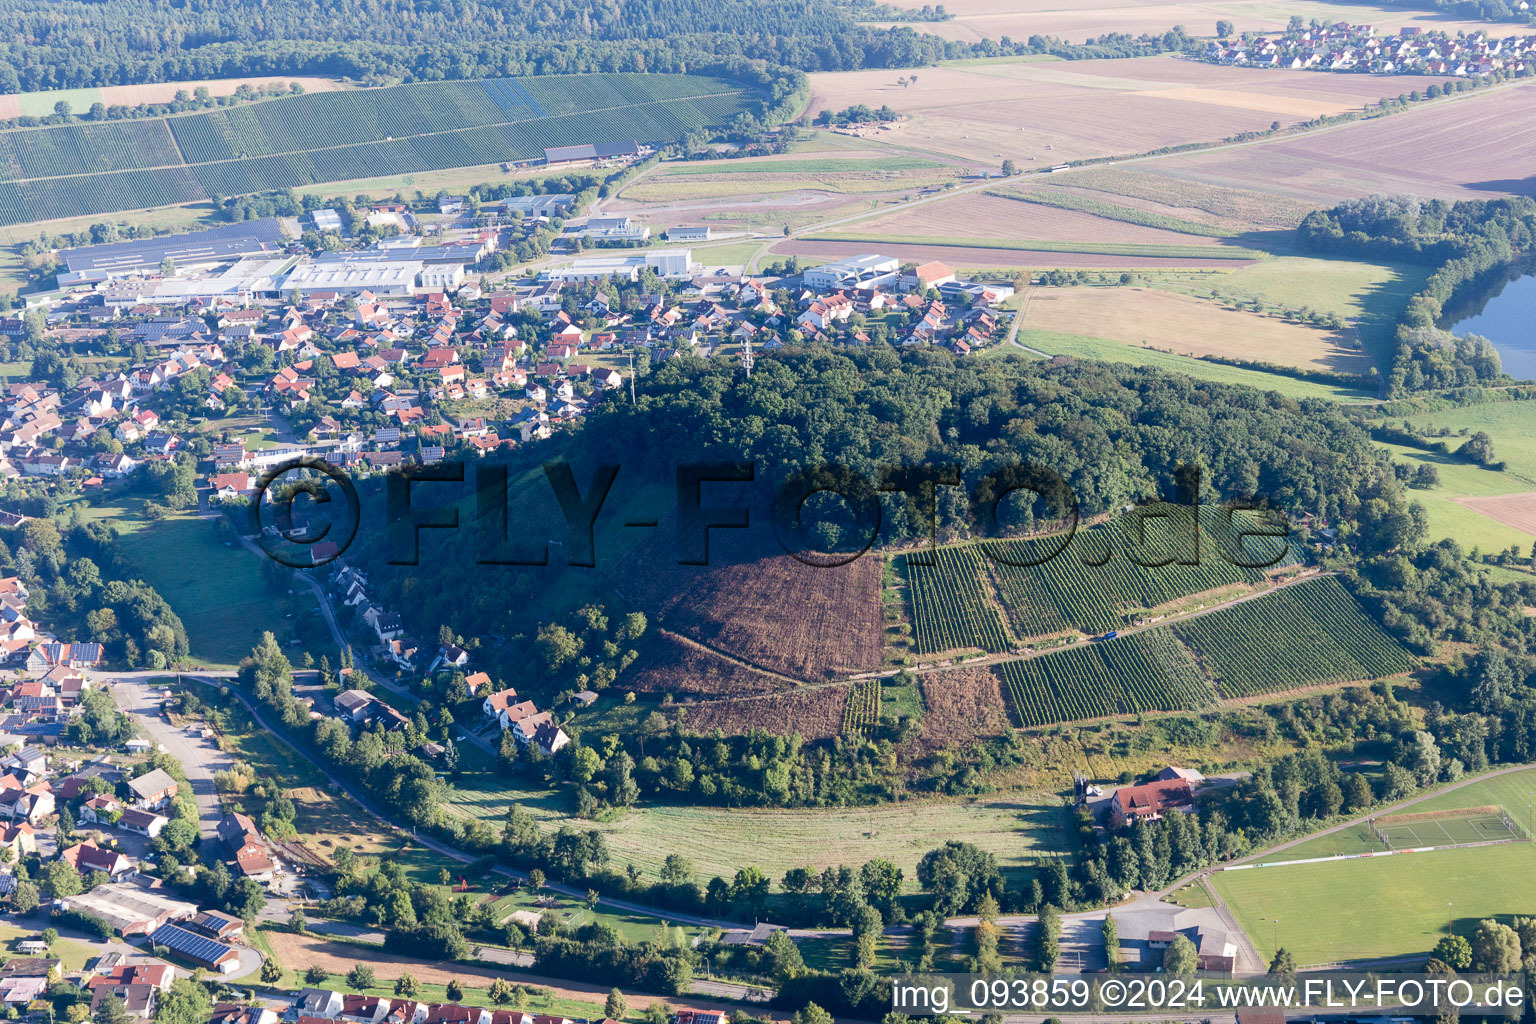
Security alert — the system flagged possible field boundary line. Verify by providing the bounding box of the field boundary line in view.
[1224,835,1530,873]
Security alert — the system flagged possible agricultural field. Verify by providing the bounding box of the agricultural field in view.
[79,501,311,667]
[804,56,1435,169]
[0,72,754,226]
[1373,439,1536,551]
[626,631,798,698]
[1043,167,1318,230]
[681,684,851,739]
[1212,840,1536,964]
[841,678,882,736]
[589,797,1067,884]
[996,630,1216,728]
[1149,255,1431,367]
[1016,327,1379,400]
[990,185,1242,236]
[805,230,1264,261]
[0,76,343,119]
[1372,399,1536,549]
[909,506,1298,647]
[1173,575,1416,698]
[902,545,1014,655]
[849,190,1234,246]
[1020,285,1376,376]
[624,159,959,201]
[1150,79,1536,206]
[609,528,885,681]
[913,667,1012,748]
[777,236,1262,271]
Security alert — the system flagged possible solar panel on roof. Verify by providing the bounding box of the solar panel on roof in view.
[150,923,234,964]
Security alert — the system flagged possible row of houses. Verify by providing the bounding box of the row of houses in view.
[1203,23,1536,75]
[482,685,569,756]
[292,992,724,1024]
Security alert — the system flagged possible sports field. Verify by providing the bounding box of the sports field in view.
[1217,767,1536,964]
[1214,841,1536,964]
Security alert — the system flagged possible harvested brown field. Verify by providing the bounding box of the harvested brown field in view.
[776,238,1259,270]
[1023,286,1376,374]
[627,631,799,698]
[855,190,1225,246]
[609,528,885,681]
[1154,81,1536,202]
[1452,493,1536,536]
[916,667,1013,749]
[1047,168,1316,229]
[681,684,851,739]
[808,57,1437,166]
[262,931,748,1015]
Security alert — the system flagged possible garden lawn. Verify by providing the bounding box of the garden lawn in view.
[109,512,313,666]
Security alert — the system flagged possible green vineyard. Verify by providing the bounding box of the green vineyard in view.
[996,630,1217,728]
[841,679,881,736]
[902,545,1013,655]
[904,506,1298,648]
[1172,575,1416,698]
[0,72,754,226]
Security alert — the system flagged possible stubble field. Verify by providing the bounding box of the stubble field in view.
[1151,80,1536,203]
[853,191,1231,246]
[1021,285,1377,374]
[805,57,1436,168]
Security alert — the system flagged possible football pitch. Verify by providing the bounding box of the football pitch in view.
[1214,832,1536,965]
[1371,809,1523,849]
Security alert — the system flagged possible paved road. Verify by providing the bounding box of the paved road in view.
[91,669,749,933]
[108,675,235,841]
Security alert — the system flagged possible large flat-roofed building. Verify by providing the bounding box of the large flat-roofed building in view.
[282,260,424,297]
[142,257,297,305]
[570,216,649,243]
[802,253,900,292]
[58,883,197,936]
[548,248,691,283]
[544,141,640,165]
[492,194,575,219]
[57,219,289,280]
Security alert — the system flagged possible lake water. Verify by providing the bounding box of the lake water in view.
[1450,273,1536,379]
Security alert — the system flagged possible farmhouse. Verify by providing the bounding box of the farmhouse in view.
[217,812,275,880]
[1108,777,1194,826]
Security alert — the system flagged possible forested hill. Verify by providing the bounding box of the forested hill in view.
[345,348,1424,643]
[597,347,1413,544]
[0,0,957,93]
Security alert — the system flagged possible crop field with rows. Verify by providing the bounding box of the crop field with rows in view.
[996,630,1217,728]
[0,72,753,226]
[841,678,881,736]
[906,506,1298,642]
[1173,576,1416,698]
[902,545,1012,655]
